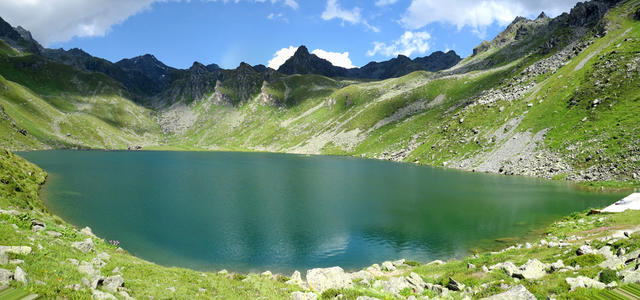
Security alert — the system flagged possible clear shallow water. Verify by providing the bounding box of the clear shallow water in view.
[20,150,623,273]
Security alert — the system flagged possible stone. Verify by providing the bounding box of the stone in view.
[621,269,640,284]
[0,268,12,285]
[0,252,7,265]
[91,277,105,289]
[286,270,304,286]
[405,272,426,293]
[306,266,353,293]
[513,259,547,280]
[65,283,83,291]
[525,242,532,249]
[97,252,111,261]
[72,238,95,253]
[599,257,624,270]
[392,259,406,267]
[118,291,134,300]
[92,258,107,269]
[355,297,379,300]
[0,246,32,255]
[566,276,606,291]
[577,245,595,256]
[14,266,27,283]
[167,287,176,292]
[350,270,374,282]
[426,260,444,266]
[92,290,117,300]
[78,261,100,278]
[31,220,45,232]
[490,262,518,276]
[381,276,410,294]
[68,258,79,265]
[217,269,228,275]
[102,275,124,293]
[292,291,318,300]
[45,231,62,238]
[447,277,465,291]
[381,261,396,271]
[81,227,96,237]
[468,263,476,269]
[81,277,91,287]
[482,265,490,273]
[550,260,565,272]
[261,271,273,277]
[482,285,536,300]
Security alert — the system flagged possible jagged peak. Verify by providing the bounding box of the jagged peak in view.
[294,45,310,56]
[536,12,549,20]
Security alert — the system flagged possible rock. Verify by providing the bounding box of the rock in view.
[92,290,117,300]
[447,277,465,291]
[392,259,405,267]
[355,297,379,300]
[291,291,317,300]
[525,242,532,249]
[350,270,374,282]
[405,272,427,293]
[566,276,606,291]
[482,265,490,273]
[217,269,228,275]
[286,270,304,286]
[621,269,640,284]
[45,231,62,238]
[599,257,624,270]
[118,291,134,300]
[482,285,536,300]
[78,261,100,277]
[81,277,91,287]
[0,252,7,265]
[31,220,45,232]
[91,277,105,289]
[65,283,83,291]
[513,259,547,280]
[426,260,444,266]
[102,275,124,293]
[306,267,353,293]
[0,246,32,255]
[97,252,111,261]
[577,245,595,256]
[0,209,20,216]
[72,238,95,253]
[81,227,96,237]
[550,260,565,272]
[468,263,476,269]
[68,258,79,265]
[381,276,410,294]
[490,262,518,276]
[167,287,176,292]
[261,271,273,277]
[0,268,12,285]
[381,261,396,272]
[14,266,26,283]
[92,258,106,269]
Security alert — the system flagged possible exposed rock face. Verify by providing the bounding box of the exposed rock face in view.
[305,266,353,293]
[513,259,547,280]
[0,17,43,54]
[482,285,536,300]
[71,238,95,253]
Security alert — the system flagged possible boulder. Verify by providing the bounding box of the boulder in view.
[92,290,117,300]
[577,245,595,256]
[291,291,317,300]
[381,261,396,272]
[490,262,518,276]
[350,270,374,282]
[31,220,45,232]
[0,268,13,285]
[392,259,406,267]
[513,259,547,280]
[0,246,32,255]
[97,252,111,261]
[599,257,624,270]
[78,261,100,278]
[286,270,304,286]
[14,266,26,283]
[0,252,7,265]
[482,285,536,300]
[405,272,427,293]
[447,277,465,291]
[621,269,640,284]
[306,267,353,293]
[103,275,124,293]
[566,276,606,291]
[72,238,95,253]
[550,260,565,272]
[81,227,96,237]
[381,276,410,294]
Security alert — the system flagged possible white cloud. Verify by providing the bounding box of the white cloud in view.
[267,46,355,69]
[401,0,580,37]
[0,0,299,46]
[321,0,379,32]
[367,31,431,57]
[311,49,355,68]
[267,46,298,69]
[374,0,399,6]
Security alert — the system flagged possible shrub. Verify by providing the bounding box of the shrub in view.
[321,288,341,299]
[599,269,618,284]
[565,254,605,267]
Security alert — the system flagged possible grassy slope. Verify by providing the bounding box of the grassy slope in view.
[0,51,161,151]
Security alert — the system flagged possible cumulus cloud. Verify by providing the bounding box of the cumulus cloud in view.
[0,0,299,46]
[267,46,355,69]
[267,46,299,69]
[311,49,355,68]
[321,0,379,32]
[367,31,431,57]
[401,0,580,37]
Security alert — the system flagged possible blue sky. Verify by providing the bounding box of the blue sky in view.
[0,0,582,69]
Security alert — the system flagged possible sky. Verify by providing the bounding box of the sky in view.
[0,0,582,70]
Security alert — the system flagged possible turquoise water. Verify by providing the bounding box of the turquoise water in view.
[19,150,623,273]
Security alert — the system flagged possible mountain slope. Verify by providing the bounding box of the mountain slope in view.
[0,0,638,184]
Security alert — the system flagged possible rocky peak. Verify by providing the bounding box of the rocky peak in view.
[206,63,221,72]
[294,45,310,57]
[536,12,549,20]
[0,16,43,54]
[188,62,208,75]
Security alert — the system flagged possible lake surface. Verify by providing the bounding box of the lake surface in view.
[20,150,624,273]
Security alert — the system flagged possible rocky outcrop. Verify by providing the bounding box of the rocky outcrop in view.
[305,267,353,293]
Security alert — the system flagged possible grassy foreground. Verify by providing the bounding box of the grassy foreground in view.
[1,148,640,299]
